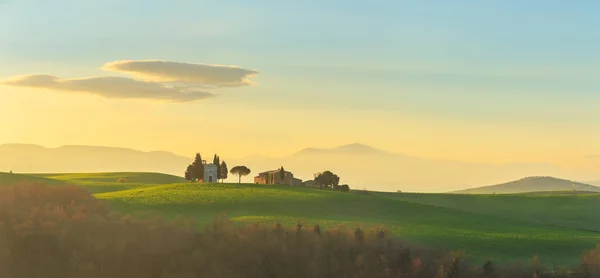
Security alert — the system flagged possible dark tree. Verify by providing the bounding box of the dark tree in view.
[332,175,340,188]
[339,184,350,192]
[279,166,285,184]
[230,166,251,183]
[219,161,228,183]
[184,164,194,182]
[314,171,340,189]
[213,154,221,180]
[191,153,204,182]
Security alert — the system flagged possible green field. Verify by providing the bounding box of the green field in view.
[31,172,187,193]
[0,171,69,186]
[1,171,599,267]
[374,191,600,232]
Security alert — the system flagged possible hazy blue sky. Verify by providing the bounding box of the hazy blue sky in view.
[1,0,600,164]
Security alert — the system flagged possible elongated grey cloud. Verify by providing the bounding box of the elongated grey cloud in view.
[101,60,259,87]
[1,74,214,102]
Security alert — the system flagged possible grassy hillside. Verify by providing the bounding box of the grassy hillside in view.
[5,171,600,267]
[374,191,600,232]
[31,172,187,193]
[0,171,69,186]
[454,176,600,194]
[96,183,600,266]
[33,172,186,184]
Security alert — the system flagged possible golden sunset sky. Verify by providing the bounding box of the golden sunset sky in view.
[1,0,600,169]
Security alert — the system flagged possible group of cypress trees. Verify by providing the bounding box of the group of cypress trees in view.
[184,153,228,183]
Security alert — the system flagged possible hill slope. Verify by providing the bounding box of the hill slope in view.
[0,171,70,186]
[374,191,600,232]
[96,183,600,266]
[1,171,187,193]
[33,172,187,184]
[31,172,188,194]
[453,176,600,194]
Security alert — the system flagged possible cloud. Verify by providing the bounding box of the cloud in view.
[1,74,214,102]
[101,60,259,88]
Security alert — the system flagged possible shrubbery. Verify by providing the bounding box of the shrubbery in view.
[0,182,599,277]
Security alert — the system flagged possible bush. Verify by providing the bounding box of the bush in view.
[116,177,127,183]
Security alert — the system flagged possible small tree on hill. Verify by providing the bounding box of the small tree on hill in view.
[219,161,228,183]
[230,166,251,183]
[213,154,221,181]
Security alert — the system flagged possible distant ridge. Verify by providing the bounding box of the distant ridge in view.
[0,144,191,175]
[294,143,391,156]
[452,176,600,194]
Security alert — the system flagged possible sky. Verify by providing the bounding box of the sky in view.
[1,0,600,166]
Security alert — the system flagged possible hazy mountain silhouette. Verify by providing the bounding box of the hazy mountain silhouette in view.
[294,143,391,156]
[0,144,191,175]
[3,143,600,192]
[452,176,600,194]
[230,143,600,192]
[585,180,600,187]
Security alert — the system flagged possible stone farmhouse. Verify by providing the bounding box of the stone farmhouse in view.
[254,169,303,186]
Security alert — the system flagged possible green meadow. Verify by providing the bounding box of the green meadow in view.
[374,191,600,232]
[1,171,599,267]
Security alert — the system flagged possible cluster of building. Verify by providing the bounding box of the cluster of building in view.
[200,160,317,187]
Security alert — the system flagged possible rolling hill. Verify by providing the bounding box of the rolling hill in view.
[2,170,600,266]
[95,182,600,266]
[0,171,188,193]
[33,172,187,184]
[453,176,600,194]
[374,190,600,232]
[0,171,70,186]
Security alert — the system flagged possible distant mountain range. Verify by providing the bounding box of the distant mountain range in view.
[0,144,191,175]
[2,143,600,193]
[229,144,600,192]
[451,176,600,194]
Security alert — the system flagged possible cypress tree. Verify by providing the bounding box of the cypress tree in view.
[213,154,221,180]
[279,166,285,184]
[192,153,204,182]
[219,161,228,182]
[184,164,194,182]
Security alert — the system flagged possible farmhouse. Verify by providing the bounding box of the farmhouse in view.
[203,160,218,183]
[254,169,302,186]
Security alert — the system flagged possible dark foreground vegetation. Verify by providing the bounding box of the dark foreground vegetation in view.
[2,183,600,278]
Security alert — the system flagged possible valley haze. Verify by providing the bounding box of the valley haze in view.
[3,143,600,193]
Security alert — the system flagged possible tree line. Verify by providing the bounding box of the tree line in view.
[184,153,251,183]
